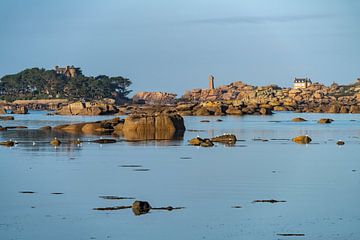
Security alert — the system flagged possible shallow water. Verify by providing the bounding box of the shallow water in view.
[1,111,360,240]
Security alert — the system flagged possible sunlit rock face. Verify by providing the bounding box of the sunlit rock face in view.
[122,112,185,141]
[56,101,118,116]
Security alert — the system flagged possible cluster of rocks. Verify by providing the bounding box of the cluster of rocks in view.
[0,106,28,114]
[53,117,124,135]
[176,101,272,116]
[180,80,360,114]
[52,111,186,141]
[55,101,118,116]
[188,134,237,147]
[132,92,177,105]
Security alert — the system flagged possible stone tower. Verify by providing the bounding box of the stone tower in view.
[208,75,215,90]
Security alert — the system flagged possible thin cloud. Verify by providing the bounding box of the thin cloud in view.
[184,14,332,25]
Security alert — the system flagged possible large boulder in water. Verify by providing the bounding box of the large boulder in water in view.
[122,112,185,140]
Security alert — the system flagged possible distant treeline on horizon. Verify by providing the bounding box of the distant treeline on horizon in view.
[0,67,132,102]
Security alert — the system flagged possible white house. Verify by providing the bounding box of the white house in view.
[293,78,312,89]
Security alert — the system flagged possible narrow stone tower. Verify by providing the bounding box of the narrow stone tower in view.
[208,75,215,90]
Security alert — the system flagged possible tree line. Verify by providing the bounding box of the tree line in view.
[0,67,132,102]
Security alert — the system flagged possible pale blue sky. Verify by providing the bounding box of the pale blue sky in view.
[0,0,359,94]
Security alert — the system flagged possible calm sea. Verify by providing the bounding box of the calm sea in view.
[1,111,360,240]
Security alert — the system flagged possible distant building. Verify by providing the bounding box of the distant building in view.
[55,65,80,78]
[293,78,312,89]
[208,75,215,90]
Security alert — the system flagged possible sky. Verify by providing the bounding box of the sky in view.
[0,0,359,95]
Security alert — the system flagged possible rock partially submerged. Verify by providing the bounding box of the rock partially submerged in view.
[50,138,61,146]
[211,134,237,144]
[291,117,307,122]
[336,140,345,145]
[292,135,312,144]
[0,140,15,147]
[53,117,124,135]
[188,137,214,147]
[93,200,183,216]
[99,196,135,200]
[0,116,14,121]
[253,199,286,203]
[132,200,151,215]
[92,139,117,144]
[277,233,305,237]
[318,118,334,124]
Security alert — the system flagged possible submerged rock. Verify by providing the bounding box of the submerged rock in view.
[92,139,117,144]
[69,139,82,145]
[291,117,307,122]
[253,199,286,203]
[318,118,334,124]
[5,126,27,129]
[93,205,131,211]
[292,135,312,144]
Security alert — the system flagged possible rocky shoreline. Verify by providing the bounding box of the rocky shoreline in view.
[1,80,359,116]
